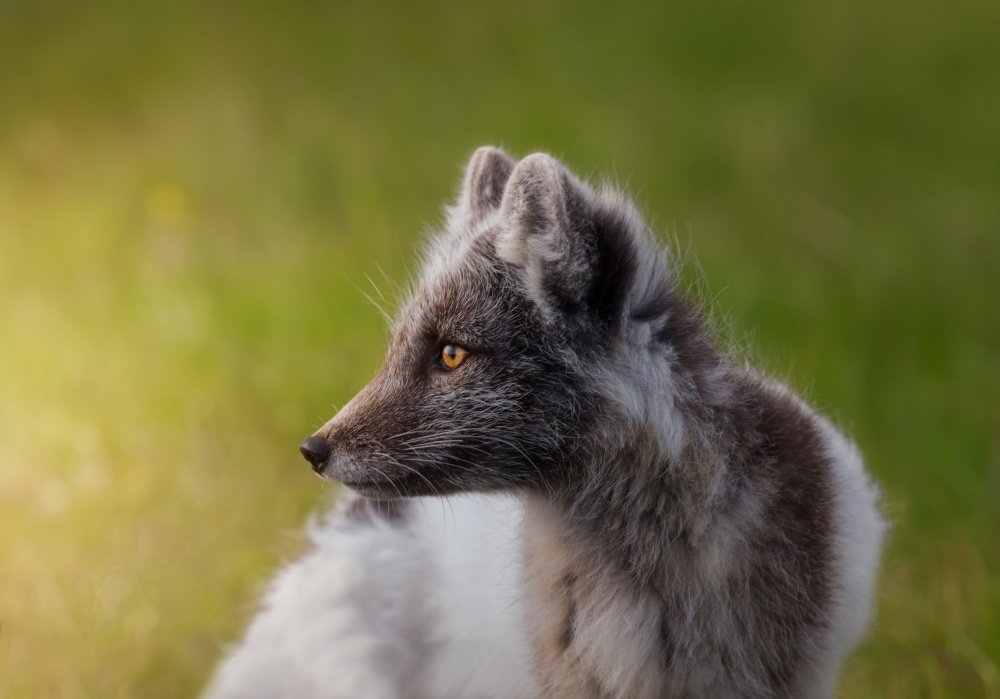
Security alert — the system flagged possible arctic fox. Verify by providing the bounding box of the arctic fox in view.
[205,148,887,699]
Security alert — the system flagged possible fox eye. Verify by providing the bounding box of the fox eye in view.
[441,344,469,370]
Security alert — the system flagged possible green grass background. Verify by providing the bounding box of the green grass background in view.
[0,0,997,696]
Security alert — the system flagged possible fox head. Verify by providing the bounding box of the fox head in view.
[300,148,713,500]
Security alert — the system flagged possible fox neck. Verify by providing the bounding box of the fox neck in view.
[527,362,742,591]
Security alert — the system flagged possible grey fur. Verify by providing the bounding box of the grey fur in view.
[205,148,887,699]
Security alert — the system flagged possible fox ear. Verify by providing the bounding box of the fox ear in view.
[495,153,601,314]
[459,146,517,222]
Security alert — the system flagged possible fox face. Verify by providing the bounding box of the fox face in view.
[300,147,697,500]
[304,246,571,499]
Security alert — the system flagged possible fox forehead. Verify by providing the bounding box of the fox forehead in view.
[394,234,528,348]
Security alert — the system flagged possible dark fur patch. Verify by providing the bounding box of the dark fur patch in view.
[560,571,578,652]
[659,614,675,668]
[343,496,409,525]
[721,380,836,690]
[587,201,641,324]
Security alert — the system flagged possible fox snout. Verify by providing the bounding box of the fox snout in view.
[295,376,407,494]
[298,430,383,493]
[298,426,367,485]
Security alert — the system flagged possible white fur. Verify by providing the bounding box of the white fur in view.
[204,494,536,699]
[814,416,889,694]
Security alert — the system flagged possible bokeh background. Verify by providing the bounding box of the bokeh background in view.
[1,0,997,696]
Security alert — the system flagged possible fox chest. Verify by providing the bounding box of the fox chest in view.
[521,515,670,698]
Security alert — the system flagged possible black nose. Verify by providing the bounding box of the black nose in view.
[300,436,331,473]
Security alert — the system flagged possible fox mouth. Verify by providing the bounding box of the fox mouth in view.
[337,464,454,499]
[311,445,445,498]
[339,475,412,499]
[314,449,413,497]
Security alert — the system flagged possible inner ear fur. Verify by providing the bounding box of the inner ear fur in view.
[496,153,599,312]
[461,146,517,221]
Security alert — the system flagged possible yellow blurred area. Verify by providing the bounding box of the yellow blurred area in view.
[146,185,190,226]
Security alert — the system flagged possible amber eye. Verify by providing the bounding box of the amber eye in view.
[441,344,469,370]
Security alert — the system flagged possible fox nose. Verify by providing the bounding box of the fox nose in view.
[299,436,331,473]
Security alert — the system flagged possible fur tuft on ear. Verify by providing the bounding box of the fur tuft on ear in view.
[458,146,517,223]
[494,154,671,334]
[495,153,602,315]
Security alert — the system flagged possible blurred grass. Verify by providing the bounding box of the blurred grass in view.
[0,0,997,696]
